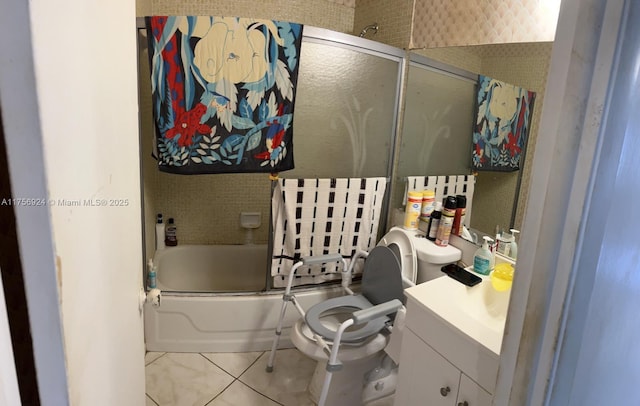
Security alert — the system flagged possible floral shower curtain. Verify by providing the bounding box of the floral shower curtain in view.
[472,75,536,171]
[146,16,303,174]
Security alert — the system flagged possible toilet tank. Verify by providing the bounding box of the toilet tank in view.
[411,235,461,283]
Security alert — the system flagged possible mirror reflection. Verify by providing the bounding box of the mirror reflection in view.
[397,43,552,254]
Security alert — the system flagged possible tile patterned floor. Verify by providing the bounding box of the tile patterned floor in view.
[145,348,315,406]
[145,348,395,406]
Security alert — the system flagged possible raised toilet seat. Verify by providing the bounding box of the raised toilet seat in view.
[286,245,406,406]
[304,295,390,343]
[272,227,461,405]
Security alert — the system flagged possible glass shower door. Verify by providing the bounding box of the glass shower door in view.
[284,31,404,179]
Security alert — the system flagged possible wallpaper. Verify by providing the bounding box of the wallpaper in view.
[411,0,559,49]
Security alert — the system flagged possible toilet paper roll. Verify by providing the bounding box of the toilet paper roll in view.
[147,288,161,307]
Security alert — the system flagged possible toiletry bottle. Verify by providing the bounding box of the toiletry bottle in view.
[155,213,165,251]
[498,231,513,257]
[494,225,503,254]
[426,201,443,241]
[509,229,520,260]
[451,195,467,236]
[165,218,178,246]
[403,191,423,231]
[473,236,494,275]
[420,189,435,221]
[147,259,157,289]
[435,196,457,247]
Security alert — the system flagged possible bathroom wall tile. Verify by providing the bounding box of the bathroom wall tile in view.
[202,351,263,378]
[145,353,234,406]
[207,381,281,406]
[353,0,414,48]
[145,351,165,366]
[239,349,316,406]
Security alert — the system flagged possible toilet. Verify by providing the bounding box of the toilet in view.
[378,226,462,284]
[289,226,462,405]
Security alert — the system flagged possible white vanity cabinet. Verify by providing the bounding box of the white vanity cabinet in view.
[393,276,506,406]
[457,374,493,406]
[394,330,492,406]
[394,329,461,405]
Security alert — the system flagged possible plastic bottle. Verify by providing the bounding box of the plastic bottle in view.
[155,214,165,250]
[165,218,178,246]
[403,191,423,231]
[494,225,503,254]
[509,229,520,260]
[426,201,442,241]
[420,189,436,221]
[473,236,494,275]
[435,196,457,247]
[498,231,513,257]
[147,259,157,289]
[451,195,467,236]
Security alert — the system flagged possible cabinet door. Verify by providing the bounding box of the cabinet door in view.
[455,374,493,406]
[394,329,460,406]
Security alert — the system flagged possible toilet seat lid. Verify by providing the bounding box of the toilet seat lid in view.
[377,227,417,284]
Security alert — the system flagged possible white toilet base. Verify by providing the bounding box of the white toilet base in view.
[308,352,385,406]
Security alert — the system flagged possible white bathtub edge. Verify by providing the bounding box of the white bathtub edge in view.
[144,287,344,353]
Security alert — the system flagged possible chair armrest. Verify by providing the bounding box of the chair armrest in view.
[285,254,347,295]
[351,299,403,326]
[301,254,344,266]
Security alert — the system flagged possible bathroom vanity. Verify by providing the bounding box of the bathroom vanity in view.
[394,275,508,406]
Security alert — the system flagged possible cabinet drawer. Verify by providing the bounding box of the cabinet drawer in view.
[394,329,460,406]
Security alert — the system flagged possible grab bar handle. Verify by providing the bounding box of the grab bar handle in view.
[301,254,344,265]
[351,299,403,325]
[285,254,348,295]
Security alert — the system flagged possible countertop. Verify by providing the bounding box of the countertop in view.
[404,274,509,355]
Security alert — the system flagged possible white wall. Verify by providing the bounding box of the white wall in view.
[548,0,640,403]
[1,0,70,403]
[2,0,153,403]
[494,0,639,404]
[29,0,145,404]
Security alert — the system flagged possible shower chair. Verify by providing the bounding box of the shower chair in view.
[266,246,405,406]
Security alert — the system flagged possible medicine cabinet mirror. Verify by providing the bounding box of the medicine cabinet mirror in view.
[395,43,552,251]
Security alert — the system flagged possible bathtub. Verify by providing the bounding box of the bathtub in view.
[144,244,343,353]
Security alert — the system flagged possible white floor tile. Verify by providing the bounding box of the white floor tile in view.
[202,351,263,378]
[239,349,316,406]
[207,380,280,406]
[146,353,234,406]
[145,352,165,366]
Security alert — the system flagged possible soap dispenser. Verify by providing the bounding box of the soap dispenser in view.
[473,236,494,275]
[509,229,520,260]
